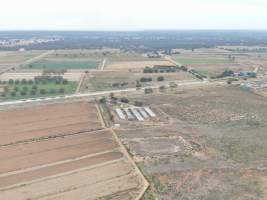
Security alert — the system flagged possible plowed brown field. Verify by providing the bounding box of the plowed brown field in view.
[0,102,143,200]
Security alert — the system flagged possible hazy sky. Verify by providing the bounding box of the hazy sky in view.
[0,0,267,30]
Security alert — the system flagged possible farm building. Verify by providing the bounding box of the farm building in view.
[115,108,126,120]
[130,108,144,121]
[144,107,156,117]
[115,106,156,121]
[138,108,149,119]
[124,108,135,120]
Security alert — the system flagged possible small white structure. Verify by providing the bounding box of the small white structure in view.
[115,108,126,120]
[138,108,149,119]
[144,107,156,117]
[131,108,144,121]
[124,108,135,120]
[115,106,156,121]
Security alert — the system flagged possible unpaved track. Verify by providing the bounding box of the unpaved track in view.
[75,72,86,93]
[96,104,149,200]
[99,58,106,70]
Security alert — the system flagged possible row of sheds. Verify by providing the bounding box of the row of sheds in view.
[115,107,156,121]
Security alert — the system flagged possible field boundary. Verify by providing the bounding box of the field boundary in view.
[75,72,86,93]
[110,128,149,200]
[95,102,149,199]
[0,158,124,191]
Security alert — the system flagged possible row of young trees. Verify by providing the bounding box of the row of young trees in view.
[143,66,178,73]
[1,77,69,85]
[139,76,165,82]
[1,87,65,98]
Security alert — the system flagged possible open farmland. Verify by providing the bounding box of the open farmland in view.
[26,59,100,70]
[113,85,267,200]
[0,78,77,101]
[173,54,233,65]
[25,49,105,70]
[171,51,257,77]
[106,51,161,62]
[0,51,46,64]
[0,102,144,200]
[82,70,193,92]
[0,51,47,73]
[105,61,175,71]
[0,70,83,81]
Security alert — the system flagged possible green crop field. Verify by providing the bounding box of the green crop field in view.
[26,59,100,70]
[174,56,233,65]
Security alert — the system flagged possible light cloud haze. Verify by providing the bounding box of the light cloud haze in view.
[0,0,267,30]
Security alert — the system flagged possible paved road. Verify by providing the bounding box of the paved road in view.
[0,80,225,106]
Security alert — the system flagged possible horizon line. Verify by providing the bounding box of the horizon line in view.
[1,29,267,32]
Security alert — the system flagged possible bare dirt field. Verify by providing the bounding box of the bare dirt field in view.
[255,87,267,98]
[0,102,144,200]
[0,70,83,81]
[105,61,175,71]
[114,85,267,200]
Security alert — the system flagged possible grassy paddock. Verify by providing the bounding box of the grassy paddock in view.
[26,59,99,70]
[173,55,233,65]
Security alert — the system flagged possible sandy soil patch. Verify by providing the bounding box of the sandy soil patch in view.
[106,61,175,71]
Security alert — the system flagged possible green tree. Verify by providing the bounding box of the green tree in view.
[40,89,47,95]
[30,90,36,95]
[15,80,20,85]
[58,88,65,94]
[159,85,166,92]
[49,89,56,94]
[62,79,68,85]
[136,82,142,89]
[22,86,28,91]
[8,79,14,84]
[14,86,19,92]
[99,97,107,104]
[20,91,27,96]
[120,97,129,103]
[21,79,27,84]
[32,85,38,90]
[157,76,165,82]
[28,80,33,84]
[144,88,153,94]
[134,101,143,107]
[4,86,9,93]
